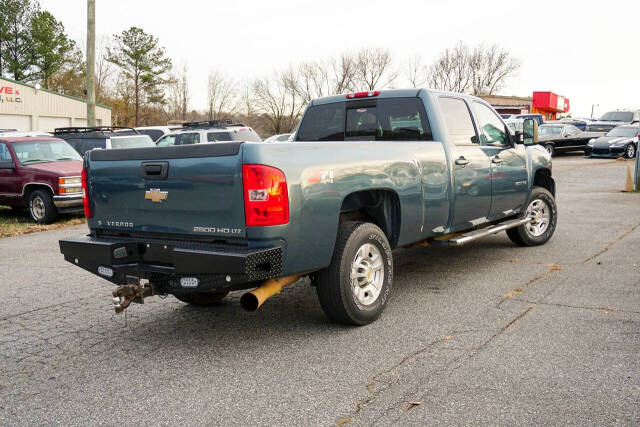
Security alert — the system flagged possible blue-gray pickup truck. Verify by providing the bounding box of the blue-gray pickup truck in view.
[59,89,556,325]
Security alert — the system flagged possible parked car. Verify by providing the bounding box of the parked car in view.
[505,118,524,133]
[515,113,544,125]
[585,125,638,159]
[54,127,156,155]
[0,136,83,223]
[60,88,556,326]
[555,118,591,131]
[500,114,516,120]
[154,120,262,146]
[133,126,173,142]
[586,110,640,133]
[264,133,292,143]
[537,123,603,156]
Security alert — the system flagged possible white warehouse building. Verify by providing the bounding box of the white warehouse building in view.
[0,77,111,132]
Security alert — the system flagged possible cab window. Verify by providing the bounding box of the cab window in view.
[438,97,478,145]
[0,143,13,161]
[473,102,509,146]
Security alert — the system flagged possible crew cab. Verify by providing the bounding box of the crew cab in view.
[59,89,556,325]
[0,136,83,223]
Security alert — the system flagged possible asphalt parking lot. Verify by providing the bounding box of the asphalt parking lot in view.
[1,155,639,425]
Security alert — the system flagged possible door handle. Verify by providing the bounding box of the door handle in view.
[491,156,503,165]
[455,157,469,166]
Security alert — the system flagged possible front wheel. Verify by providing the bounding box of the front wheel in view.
[507,187,557,246]
[29,190,57,224]
[625,143,636,159]
[315,222,393,326]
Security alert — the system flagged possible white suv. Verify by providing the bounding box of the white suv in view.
[156,121,261,146]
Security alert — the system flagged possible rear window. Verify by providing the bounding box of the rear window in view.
[207,132,233,142]
[110,135,155,149]
[232,129,261,142]
[296,98,432,142]
[177,133,200,145]
[138,129,164,141]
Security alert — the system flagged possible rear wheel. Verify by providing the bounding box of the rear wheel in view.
[28,190,57,224]
[507,187,557,246]
[174,291,229,306]
[625,143,636,159]
[315,222,393,325]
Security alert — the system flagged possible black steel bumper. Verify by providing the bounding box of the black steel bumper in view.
[59,234,283,293]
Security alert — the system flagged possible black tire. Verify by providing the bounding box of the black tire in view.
[507,187,557,247]
[543,144,555,157]
[315,222,393,326]
[28,190,57,224]
[174,291,229,306]
[625,143,636,159]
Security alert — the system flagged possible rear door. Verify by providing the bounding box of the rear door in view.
[438,96,492,231]
[471,101,528,219]
[87,143,246,239]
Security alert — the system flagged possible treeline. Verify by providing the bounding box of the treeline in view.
[0,0,520,137]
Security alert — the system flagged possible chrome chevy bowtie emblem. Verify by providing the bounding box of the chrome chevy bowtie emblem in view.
[145,188,168,203]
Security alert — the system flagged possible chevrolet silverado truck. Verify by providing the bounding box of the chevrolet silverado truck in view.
[59,89,556,325]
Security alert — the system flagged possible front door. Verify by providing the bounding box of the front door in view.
[0,142,20,201]
[438,97,492,231]
[472,102,529,219]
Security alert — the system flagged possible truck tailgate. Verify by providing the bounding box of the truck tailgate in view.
[87,143,245,239]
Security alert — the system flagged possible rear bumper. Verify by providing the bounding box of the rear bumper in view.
[59,234,283,293]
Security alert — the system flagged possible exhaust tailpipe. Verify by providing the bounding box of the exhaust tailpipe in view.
[240,275,300,311]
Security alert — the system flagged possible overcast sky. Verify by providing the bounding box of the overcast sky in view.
[40,0,640,119]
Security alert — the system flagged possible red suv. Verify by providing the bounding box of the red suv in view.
[0,136,84,223]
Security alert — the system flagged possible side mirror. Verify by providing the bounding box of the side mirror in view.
[0,160,15,169]
[523,119,538,145]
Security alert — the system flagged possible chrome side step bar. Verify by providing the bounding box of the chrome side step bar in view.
[446,217,532,246]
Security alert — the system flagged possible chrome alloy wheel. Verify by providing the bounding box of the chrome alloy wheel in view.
[31,195,46,220]
[626,144,635,159]
[526,199,551,237]
[350,243,384,307]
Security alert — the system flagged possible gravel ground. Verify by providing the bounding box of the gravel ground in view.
[1,154,638,425]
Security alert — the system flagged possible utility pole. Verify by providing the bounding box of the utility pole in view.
[86,0,96,127]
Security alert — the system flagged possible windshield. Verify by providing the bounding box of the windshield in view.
[599,112,634,122]
[606,127,638,137]
[506,121,523,132]
[110,135,155,149]
[12,140,82,165]
[539,125,563,136]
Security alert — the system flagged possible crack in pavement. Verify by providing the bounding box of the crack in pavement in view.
[510,298,640,315]
[496,263,563,307]
[583,222,640,264]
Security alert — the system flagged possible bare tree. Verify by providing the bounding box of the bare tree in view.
[427,41,472,93]
[252,68,303,135]
[207,70,236,120]
[166,62,189,120]
[427,41,520,95]
[95,35,114,102]
[353,47,397,91]
[328,51,358,93]
[468,44,520,95]
[405,54,427,87]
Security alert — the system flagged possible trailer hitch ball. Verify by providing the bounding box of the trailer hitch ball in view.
[111,283,155,314]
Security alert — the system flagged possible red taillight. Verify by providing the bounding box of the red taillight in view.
[81,167,92,218]
[243,164,288,226]
[346,90,380,99]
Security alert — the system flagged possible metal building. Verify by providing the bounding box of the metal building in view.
[0,77,111,132]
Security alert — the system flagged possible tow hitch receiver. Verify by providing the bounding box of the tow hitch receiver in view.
[112,278,155,314]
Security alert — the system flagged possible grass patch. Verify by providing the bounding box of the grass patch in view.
[0,206,86,238]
